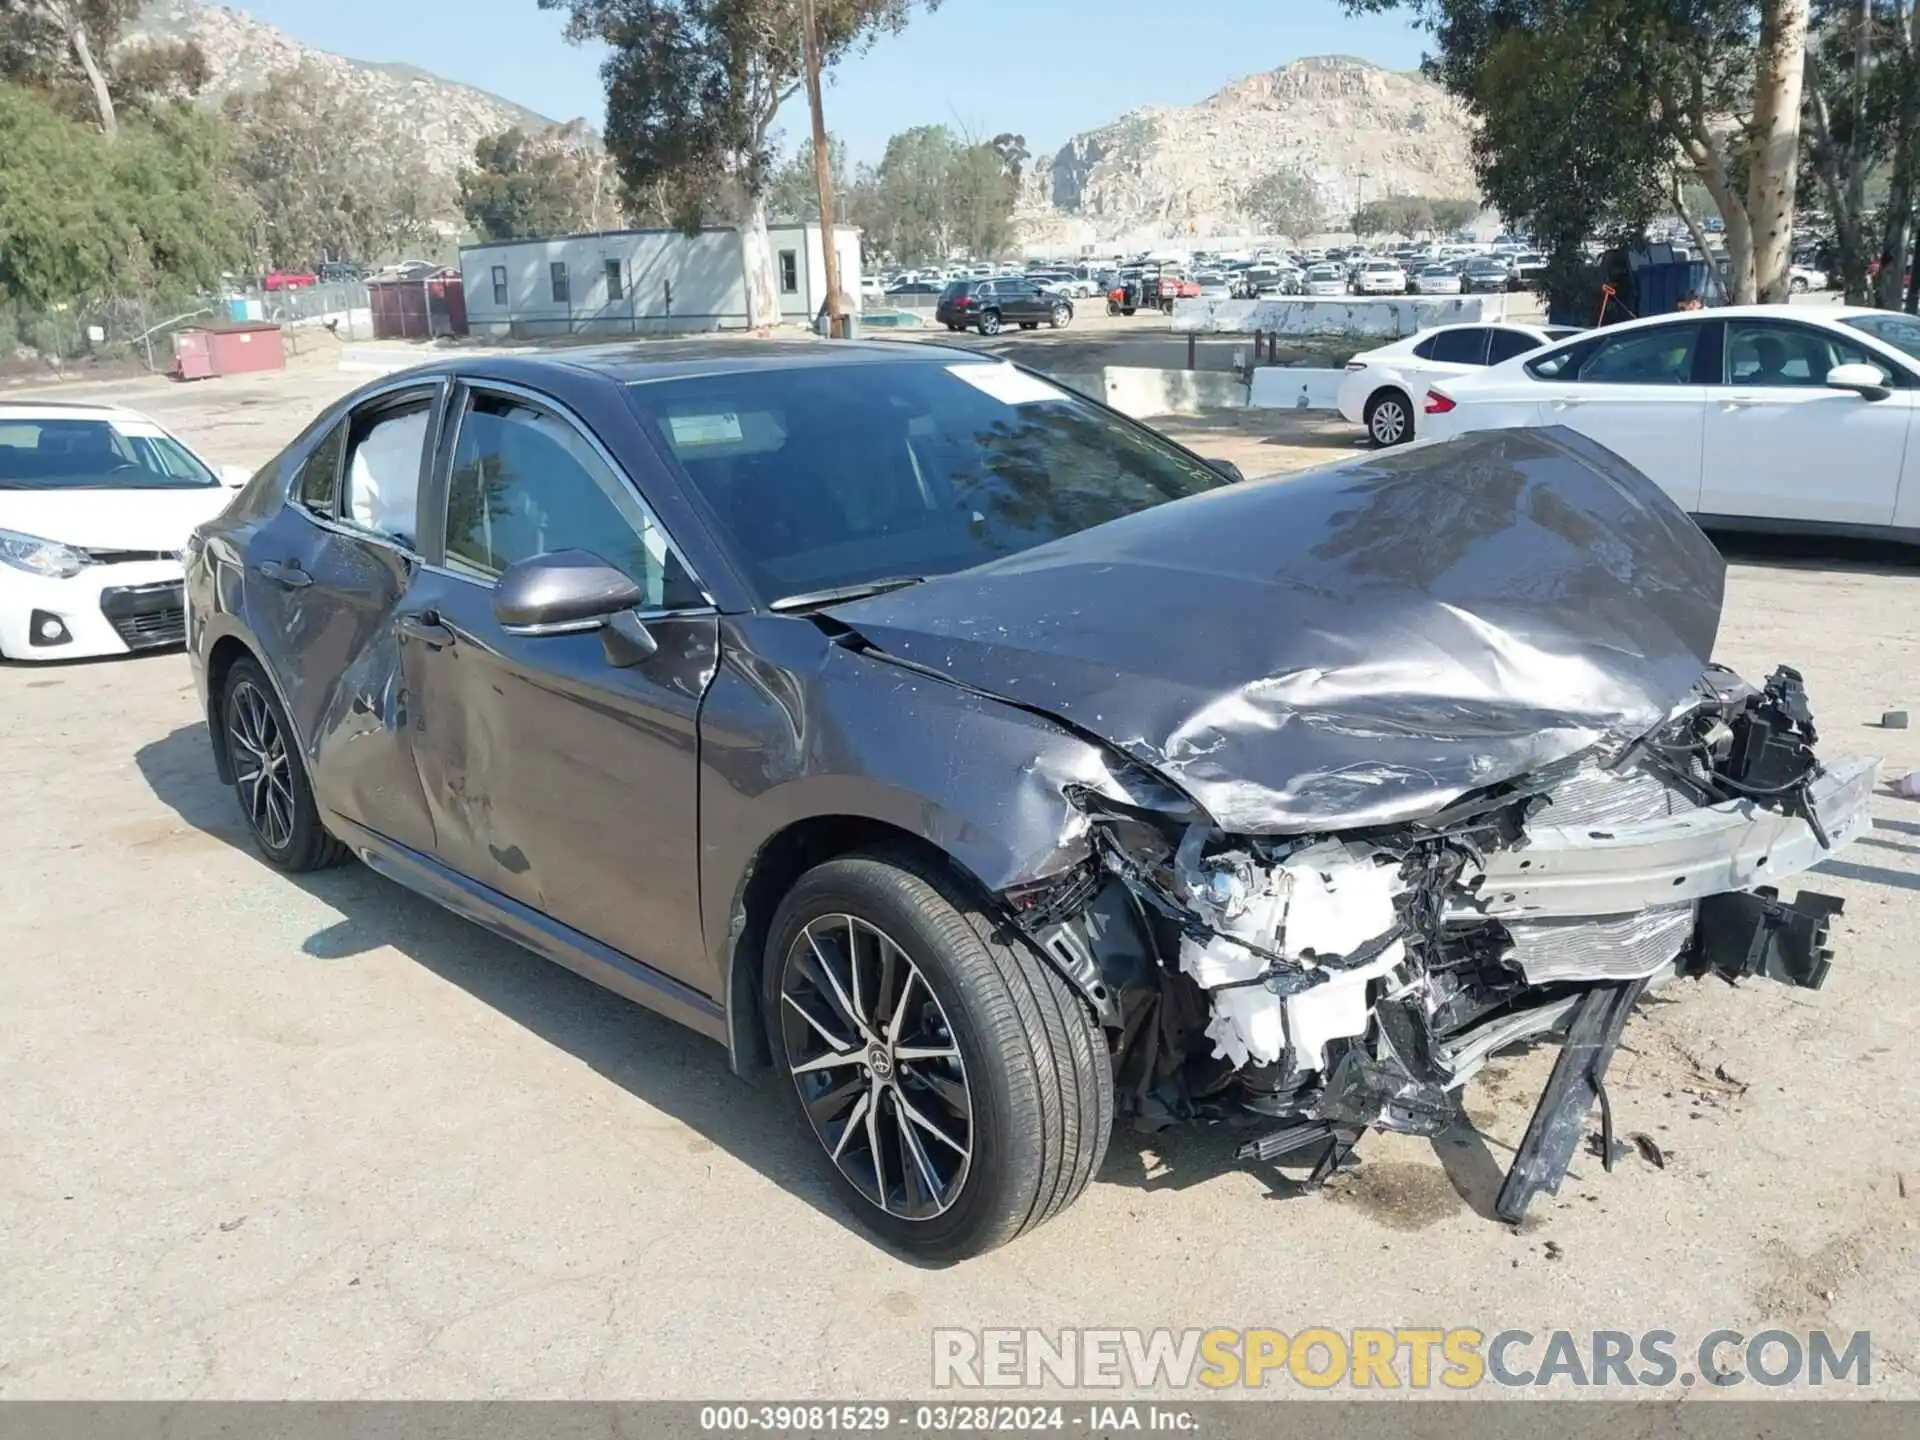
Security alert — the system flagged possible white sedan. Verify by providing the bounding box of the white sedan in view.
[0,402,247,660]
[1303,265,1346,297]
[1354,261,1410,295]
[1337,321,1581,447]
[1410,265,1463,296]
[1419,304,1920,536]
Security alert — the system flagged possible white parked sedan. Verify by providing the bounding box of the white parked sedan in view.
[1410,264,1464,296]
[0,402,247,660]
[1419,304,1920,536]
[1337,321,1582,447]
[1303,264,1347,297]
[1355,260,1410,295]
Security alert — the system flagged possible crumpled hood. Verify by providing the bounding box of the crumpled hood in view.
[828,426,1726,833]
[0,485,233,551]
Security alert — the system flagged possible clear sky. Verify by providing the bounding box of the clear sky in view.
[229,0,1430,164]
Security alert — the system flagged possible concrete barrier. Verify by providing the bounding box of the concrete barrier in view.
[1172,294,1514,337]
[1248,367,1346,412]
[1101,366,1248,417]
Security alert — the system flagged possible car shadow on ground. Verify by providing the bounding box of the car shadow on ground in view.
[1705,528,1920,575]
[141,719,1404,1262]
[131,720,918,1255]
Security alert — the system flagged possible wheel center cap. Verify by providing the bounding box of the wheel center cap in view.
[867,1046,893,1080]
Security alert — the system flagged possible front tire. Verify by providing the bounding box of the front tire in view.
[1365,388,1413,448]
[1050,304,1071,329]
[222,657,347,872]
[1790,276,1810,294]
[764,849,1112,1261]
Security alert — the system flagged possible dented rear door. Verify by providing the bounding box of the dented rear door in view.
[248,383,445,855]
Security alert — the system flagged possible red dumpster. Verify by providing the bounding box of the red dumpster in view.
[172,321,286,380]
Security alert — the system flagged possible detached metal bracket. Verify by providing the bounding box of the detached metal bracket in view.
[1694,887,1845,990]
[1495,978,1647,1224]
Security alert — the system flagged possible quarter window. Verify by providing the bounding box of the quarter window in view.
[295,424,344,516]
[444,391,697,609]
[342,395,433,547]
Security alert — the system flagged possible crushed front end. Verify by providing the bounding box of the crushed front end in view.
[1015,663,1877,1222]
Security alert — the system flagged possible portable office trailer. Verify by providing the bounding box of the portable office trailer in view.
[459,223,863,338]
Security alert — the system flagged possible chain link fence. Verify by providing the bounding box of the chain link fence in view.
[0,280,374,378]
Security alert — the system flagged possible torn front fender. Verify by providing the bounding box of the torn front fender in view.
[827,426,1725,832]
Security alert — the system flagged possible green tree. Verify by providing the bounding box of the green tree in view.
[852,123,1016,264]
[1349,0,1813,302]
[0,0,210,134]
[540,0,939,327]
[459,122,611,241]
[225,62,449,267]
[766,134,849,221]
[0,80,241,308]
[1242,165,1323,239]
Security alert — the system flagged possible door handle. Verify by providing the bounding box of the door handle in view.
[397,612,456,649]
[255,559,312,589]
[1549,398,1585,410]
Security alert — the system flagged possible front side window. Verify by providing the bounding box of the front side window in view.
[1573,323,1702,385]
[444,391,696,609]
[626,360,1229,605]
[342,395,433,546]
[778,250,799,294]
[0,417,216,492]
[550,262,570,304]
[1726,319,1893,387]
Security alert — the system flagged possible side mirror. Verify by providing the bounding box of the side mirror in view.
[220,464,252,488]
[1207,458,1246,483]
[494,549,648,635]
[1826,363,1891,400]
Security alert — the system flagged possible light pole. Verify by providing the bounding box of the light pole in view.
[800,0,845,339]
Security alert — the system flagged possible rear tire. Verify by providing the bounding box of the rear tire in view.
[1790,276,1810,294]
[1050,304,1071,329]
[221,657,348,873]
[978,309,1002,336]
[763,848,1112,1260]
[1365,388,1413,448]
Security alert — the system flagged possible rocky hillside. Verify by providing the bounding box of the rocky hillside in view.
[126,0,557,179]
[1021,56,1480,247]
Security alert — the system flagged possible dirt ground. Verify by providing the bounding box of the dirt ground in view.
[2,336,1919,1400]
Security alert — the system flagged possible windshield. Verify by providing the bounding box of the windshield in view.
[626,360,1230,605]
[0,417,215,490]
[1840,312,1920,363]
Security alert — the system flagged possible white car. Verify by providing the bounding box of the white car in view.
[1355,260,1409,295]
[1419,304,1920,536]
[1410,264,1464,296]
[1337,321,1581,447]
[0,402,247,661]
[1303,265,1346,297]
[1194,273,1234,300]
[1790,264,1828,294]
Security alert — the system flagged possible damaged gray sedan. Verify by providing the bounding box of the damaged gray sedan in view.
[185,343,1877,1260]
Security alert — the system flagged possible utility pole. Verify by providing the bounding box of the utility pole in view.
[800,0,845,339]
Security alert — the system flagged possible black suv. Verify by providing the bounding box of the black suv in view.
[935,278,1073,335]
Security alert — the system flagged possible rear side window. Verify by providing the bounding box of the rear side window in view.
[1427,328,1489,365]
[1487,329,1546,365]
[342,395,434,547]
[295,424,344,516]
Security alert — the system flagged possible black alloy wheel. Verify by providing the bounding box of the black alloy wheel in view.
[221,657,347,872]
[779,913,973,1221]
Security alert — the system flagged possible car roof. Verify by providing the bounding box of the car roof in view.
[399,338,1000,391]
[1549,303,1885,338]
[0,400,156,422]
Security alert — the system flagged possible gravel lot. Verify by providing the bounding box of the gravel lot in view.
[3,339,1918,1399]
